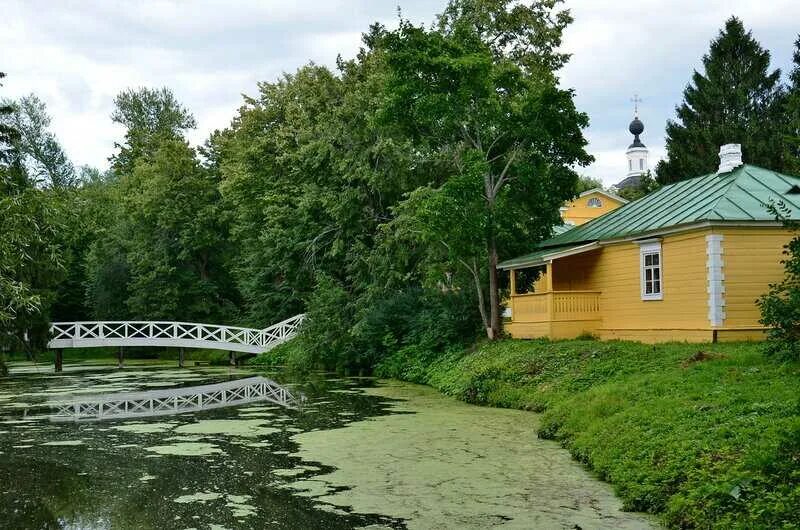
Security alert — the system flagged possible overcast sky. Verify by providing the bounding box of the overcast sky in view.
[2,0,799,186]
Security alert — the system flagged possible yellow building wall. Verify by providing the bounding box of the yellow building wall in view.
[592,230,710,336]
[716,226,794,333]
[561,191,625,226]
[530,229,713,342]
[507,225,794,343]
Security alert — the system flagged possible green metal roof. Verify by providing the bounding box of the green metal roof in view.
[552,223,575,235]
[499,164,800,269]
[498,247,560,270]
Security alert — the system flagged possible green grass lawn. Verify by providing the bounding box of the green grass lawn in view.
[376,339,800,529]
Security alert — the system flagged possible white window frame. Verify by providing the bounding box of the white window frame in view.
[638,240,663,301]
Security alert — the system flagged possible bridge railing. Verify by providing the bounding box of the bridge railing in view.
[49,314,305,352]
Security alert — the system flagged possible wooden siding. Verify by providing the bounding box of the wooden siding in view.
[716,227,794,330]
[561,191,625,226]
[506,225,794,343]
[552,229,710,333]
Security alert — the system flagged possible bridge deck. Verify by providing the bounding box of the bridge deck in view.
[49,376,299,422]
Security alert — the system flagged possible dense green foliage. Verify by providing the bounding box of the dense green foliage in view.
[758,203,800,360]
[0,1,591,367]
[214,0,590,369]
[251,287,480,373]
[376,338,800,529]
[787,38,800,175]
[0,73,66,353]
[656,17,793,184]
[378,8,591,337]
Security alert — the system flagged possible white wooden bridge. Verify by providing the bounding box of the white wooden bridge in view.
[50,376,300,422]
[47,314,304,371]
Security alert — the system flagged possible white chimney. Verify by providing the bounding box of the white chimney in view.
[717,144,743,174]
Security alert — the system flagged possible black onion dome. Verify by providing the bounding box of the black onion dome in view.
[629,117,644,135]
[628,117,645,148]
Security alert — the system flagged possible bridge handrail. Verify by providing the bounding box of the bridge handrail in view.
[49,314,305,351]
[50,319,295,335]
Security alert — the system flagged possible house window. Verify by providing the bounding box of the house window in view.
[639,241,663,300]
[629,159,632,171]
[587,197,602,208]
[639,158,644,170]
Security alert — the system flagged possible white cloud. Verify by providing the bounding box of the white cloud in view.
[561,0,800,185]
[1,0,798,186]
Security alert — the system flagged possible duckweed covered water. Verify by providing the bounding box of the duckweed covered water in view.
[0,361,658,529]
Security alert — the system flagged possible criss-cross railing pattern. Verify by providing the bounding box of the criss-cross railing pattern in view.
[50,376,299,422]
[48,314,305,354]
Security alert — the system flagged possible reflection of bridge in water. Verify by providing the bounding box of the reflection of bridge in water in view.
[47,314,305,371]
[50,376,300,422]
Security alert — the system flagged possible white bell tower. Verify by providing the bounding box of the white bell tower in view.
[626,95,649,178]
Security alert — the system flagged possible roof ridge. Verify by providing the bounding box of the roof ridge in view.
[578,187,629,204]
[701,168,743,219]
[743,165,800,212]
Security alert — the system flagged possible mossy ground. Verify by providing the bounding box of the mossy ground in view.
[375,339,800,529]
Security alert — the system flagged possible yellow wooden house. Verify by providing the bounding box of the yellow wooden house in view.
[560,188,628,226]
[500,145,798,343]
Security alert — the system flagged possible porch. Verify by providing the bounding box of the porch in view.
[502,243,603,339]
[506,290,602,339]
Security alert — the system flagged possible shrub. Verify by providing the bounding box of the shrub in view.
[365,287,481,376]
[758,202,800,360]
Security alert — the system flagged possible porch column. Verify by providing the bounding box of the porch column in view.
[509,269,517,296]
[546,261,555,319]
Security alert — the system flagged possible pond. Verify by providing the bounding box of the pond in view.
[0,361,657,529]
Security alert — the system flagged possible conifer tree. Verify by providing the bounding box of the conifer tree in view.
[656,17,785,184]
[785,36,800,174]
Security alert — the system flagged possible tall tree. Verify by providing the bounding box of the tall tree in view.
[656,17,785,184]
[122,139,237,321]
[0,73,63,351]
[785,36,800,174]
[4,94,76,188]
[379,0,591,339]
[110,87,196,175]
[85,87,225,322]
[0,71,36,331]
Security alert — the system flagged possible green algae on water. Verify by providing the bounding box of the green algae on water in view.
[286,382,659,530]
[174,491,223,503]
[174,419,278,437]
[113,422,177,434]
[145,442,223,456]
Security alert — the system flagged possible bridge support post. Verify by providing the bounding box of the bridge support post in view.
[117,346,124,369]
[179,347,185,368]
[55,349,63,373]
[229,351,236,367]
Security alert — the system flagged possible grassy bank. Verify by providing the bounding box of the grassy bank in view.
[374,339,800,529]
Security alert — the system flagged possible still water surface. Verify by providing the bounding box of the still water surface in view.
[0,361,657,529]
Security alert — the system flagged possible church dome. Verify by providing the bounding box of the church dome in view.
[629,117,644,136]
[628,116,645,148]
